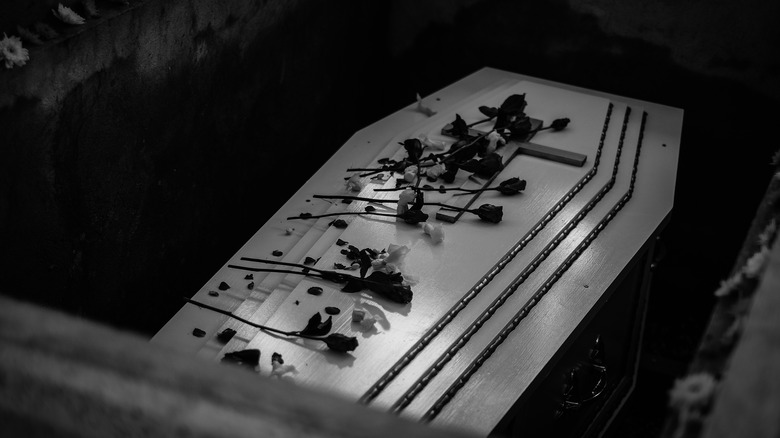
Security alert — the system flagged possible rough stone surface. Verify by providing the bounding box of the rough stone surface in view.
[0,0,394,334]
[1,0,778,348]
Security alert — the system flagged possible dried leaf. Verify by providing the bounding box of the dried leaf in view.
[300,313,332,336]
[222,349,260,368]
[217,328,236,344]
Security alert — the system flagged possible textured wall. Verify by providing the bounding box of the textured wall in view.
[569,0,780,100]
[2,0,777,338]
[0,0,394,334]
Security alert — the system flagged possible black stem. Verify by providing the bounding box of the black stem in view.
[227,265,327,279]
[451,187,501,196]
[423,202,472,212]
[312,194,398,204]
[287,211,399,220]
[466,116,495,128]
[185,297,298,337]
[238,257,332,275]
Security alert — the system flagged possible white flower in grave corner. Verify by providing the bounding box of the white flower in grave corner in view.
[345,174,364,192]
[53,4,86,25]
[713,273,742,297]
[485,131,506,155]
[0,34,30,69]
[423,223,445,243]
[743,246,770,278]
[757,219,777,246]
[669,372,717,410]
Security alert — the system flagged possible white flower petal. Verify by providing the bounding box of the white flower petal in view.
[346,174,364,192]
[398,188,416,205]
[417,134,447,151]
[384,244,409,264]
[0,33,30,69]
[669,373,717,409]
[53,4,86,25]
[743,246,770,278]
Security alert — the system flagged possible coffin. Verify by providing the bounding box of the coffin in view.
[153,67,682,436]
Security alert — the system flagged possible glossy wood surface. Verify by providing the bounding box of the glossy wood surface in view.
[153,68,682,436]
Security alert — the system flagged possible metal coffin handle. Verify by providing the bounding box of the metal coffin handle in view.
[554,336,608,418]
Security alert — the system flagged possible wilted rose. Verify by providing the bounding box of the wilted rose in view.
[551,118,571,131]
[497,177,527,195]
[474,204,503,223]
[323,333,359,353]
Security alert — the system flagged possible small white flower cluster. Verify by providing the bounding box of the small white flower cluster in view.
[757,219,777,247]
[371,244,410,274]
[269,355,297,379]
[714,220,776,297]
[394,188,446,243]
[423,223,444,243]
[425,163,447,180]
[352,307,379,330]
[346,174,364,192]
[0,34,29,69]
[415,93,436,117]
[485,131,506,155]
[668,372,718,436]
[669,372,717,409]
[403,166,418,183]
[53,4,86,25]
[396,188,416,215]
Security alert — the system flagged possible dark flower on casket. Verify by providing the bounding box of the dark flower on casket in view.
[499,94,528,117]
[458,152,504,178]
[478,105,498,118]
[442,162,459,183]
[222,349,261,368]
[449,114,470,138]
[474,204,504,223]
[497,177,527,195]
[550,118,571,131]
[299,312,332,336]
[402,138,424,163]
[398,208,429,224]
[495,94,532,138]
[341,271,413,304]
[322,333,359,353]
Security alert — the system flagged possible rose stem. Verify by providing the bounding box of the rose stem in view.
[239,257,333,275]
[375,186,476,193]
[466,116,495,128]
[227,265,333,280]
[184,297,324,340]
[312,194,398,204]
[287,211,401,220]
[419,202,473,212]
[230,262,396,291]
[348,121,554,176]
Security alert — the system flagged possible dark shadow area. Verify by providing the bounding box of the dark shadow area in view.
[1,0,778,434]
[377,0,779,434]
